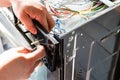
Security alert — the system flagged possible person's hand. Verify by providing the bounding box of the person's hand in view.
[0,46,46,80]
[10,0,55,34]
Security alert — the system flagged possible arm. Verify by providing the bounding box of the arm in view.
[0,0,55,34]
[0,46,46,80]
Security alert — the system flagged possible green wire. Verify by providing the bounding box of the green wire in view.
[92,4,106,11]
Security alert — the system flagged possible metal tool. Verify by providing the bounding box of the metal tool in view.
[31,19,62,72]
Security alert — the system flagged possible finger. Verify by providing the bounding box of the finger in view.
[35,6,55,32]
[24,5,49,32]
[46,12,55,31]
[35,14,49,31]
[31,2,50,31]
[20,13,37,34]
[17,47,32,54]
[26,45,46,62]
[32,7,49,31]
[34,60,41,67]
[27,61,43,78]
[27,60,40,75]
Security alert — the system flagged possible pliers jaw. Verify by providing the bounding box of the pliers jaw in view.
[29,20,62,72]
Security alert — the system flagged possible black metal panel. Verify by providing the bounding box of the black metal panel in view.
[95,9,120,31]
[61,6,120,80]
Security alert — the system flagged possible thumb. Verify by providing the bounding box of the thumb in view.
[20,14,37,34]
[26,46,46,62]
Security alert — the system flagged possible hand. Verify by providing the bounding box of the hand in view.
[10,0,55,34]
[0,46,46,80]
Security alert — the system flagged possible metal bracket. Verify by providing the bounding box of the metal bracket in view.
[100,0,114,7]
